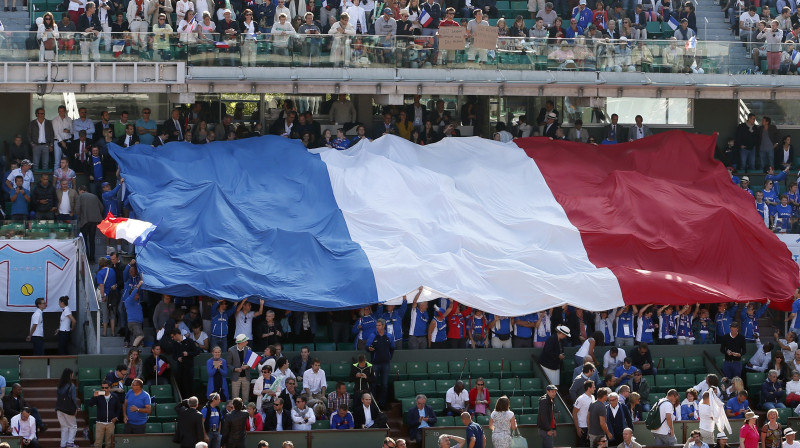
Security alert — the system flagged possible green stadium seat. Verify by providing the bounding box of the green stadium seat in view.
[283,344,295,352]
[415,380,436,396]
[87,404,97,420]
[508,396,526,412]
[312,420,330,429]
[746,372,765,387]
[663,358,684,373]
[518,414,536,425]
[428,361,449,379]
[646,21,663,38]
[337,343,352,351]
[115,423,126,434]
[477,415,490,425]
[499,378,518,394]
[438,416,456,426]
[436,379,453,395]
[150,385,173,401]
[390,361,407,380]
[489,359,506,375]
[655,374,676,390]
[329,363,350,380]
[316,342,336,352]
[778,407,794,424]
[520,377,542,393]
[0,368,19,383]
[695,374,707,384]
[509,360,531,375]
[145,423,162,433]
[83,386,98,401]
[79,367,100,381]
[326,381,337,393]
[400,397,415,412]
[448,361,466,376]
[684,357,704,373]
[162,422,176,433]
[469,360,490,376]
[155,403,178,422]
[675,374,695,389]
[407,362,427,380]
[427,397,445,414]
[483,378,499,394]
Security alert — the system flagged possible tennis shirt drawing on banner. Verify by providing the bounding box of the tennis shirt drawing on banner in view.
[0,244,70,308]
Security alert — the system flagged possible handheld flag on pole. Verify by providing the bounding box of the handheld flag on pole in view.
[97,213,160,247]
[244,349,263,369]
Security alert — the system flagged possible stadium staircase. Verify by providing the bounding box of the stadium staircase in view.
[21,378,62,448]
[695,0,754,72]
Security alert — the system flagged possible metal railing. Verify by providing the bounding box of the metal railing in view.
[0,31,784,75]
[76,234,101,354]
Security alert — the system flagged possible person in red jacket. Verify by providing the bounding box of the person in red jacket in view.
[468,378,491,416]
[245,402,263,431]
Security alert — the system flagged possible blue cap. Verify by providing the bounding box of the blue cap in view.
[101,182,110,187]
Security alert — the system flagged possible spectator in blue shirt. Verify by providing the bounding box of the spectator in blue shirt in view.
[210,300,236,352]
[123,378,152,433]
[9,175,29,220]
[572,0,592,29]
[613,358,637,384]
[330,403,354,430]
[407,394,437,443]
[725,390,750,419]
[715,303,738,344]
[740,301,769,342]
[202,393,223,448]
[462,412,485,448]
[761,370,787,410]
[123,280,145,348]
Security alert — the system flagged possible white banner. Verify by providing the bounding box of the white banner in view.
[0,240,77,312]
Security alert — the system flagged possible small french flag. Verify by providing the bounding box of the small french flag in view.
[156,357,168,375]
[244,349,262,369]
[419,9,433,27]
[685,35,696,50]
[667,15,679,31]
[97,213,160,247]
[215,41,230,48]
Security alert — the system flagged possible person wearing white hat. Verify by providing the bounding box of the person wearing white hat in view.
[715,432,728,448]
[540,325,570,385]
[228,333,253,399]
[784,427,800,448]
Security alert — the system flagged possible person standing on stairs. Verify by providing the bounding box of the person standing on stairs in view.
[56,368,80,448]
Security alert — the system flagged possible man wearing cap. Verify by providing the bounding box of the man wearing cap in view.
[374,8,397,62]
[674,17,695,40]
[784,428,800,448]
[572,0,592,30]
[540,325,569,385]
[5,159,35,192]
[227,334,252,400]
[538,385,558,448]
[543,112,559,138]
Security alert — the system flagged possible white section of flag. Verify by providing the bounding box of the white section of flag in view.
[315,136,625,315]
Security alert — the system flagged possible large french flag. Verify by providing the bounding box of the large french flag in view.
[97,213,159,246]
[108,133,798,313]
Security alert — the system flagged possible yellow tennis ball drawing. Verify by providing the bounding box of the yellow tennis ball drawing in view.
[21,283,34,296]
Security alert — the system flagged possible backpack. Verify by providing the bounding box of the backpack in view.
[644,399,667,430]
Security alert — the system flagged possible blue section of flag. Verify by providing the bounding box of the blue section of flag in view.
[108,136,378,311]
[667,16,679,31]
[419,9,432,26]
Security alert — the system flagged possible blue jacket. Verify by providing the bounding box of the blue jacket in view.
[211,302,236,338]
[367,331,394,364]
[761,379,785,405]
[377,299,408,342]
[407,405,438,442]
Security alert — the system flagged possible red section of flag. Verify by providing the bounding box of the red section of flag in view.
[97,212,127,239]
[515,130,799,310]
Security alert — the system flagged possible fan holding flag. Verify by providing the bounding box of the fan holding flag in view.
[229,334,253,400]
[419,0,441,34]
[143,344,170,386]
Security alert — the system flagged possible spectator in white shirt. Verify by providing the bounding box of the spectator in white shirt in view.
[604,347,626,377]
[572,380,596,446]
[745,340,773,373]
[776,330,798,362]
[51,105,73,165]
[302,359,328,419]
[291,396,316,430]
[11,408,39,448]
[27,298,46,356]
[786,371,800,407]
[445,381,469,416]
[189,323,209,352]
